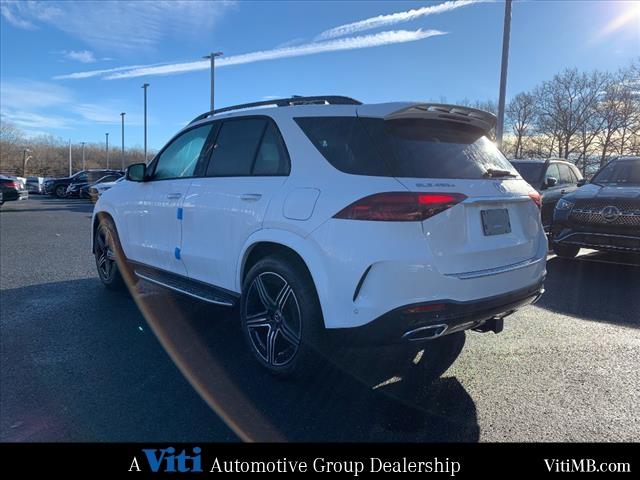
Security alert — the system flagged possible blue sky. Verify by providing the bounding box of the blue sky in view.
[1,0,638,150]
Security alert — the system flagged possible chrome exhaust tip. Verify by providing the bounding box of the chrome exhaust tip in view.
[401,324,448,342]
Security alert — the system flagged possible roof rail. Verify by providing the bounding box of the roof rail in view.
[188,95,361,125]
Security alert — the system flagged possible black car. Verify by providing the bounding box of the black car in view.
[552,156,640,257]
[44,169,121,198]
[511,159,584,231]
[0,175,28,205]
[74,173,123,199]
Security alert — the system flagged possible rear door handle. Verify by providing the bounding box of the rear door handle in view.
[240,193,262,201]
[166,193,182,200]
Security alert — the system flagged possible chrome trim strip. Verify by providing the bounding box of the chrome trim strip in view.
[445,256,544,280]
[556,232,640,241]
[462,195,531,205]
[402,324,449,341]
[135,271,234,306]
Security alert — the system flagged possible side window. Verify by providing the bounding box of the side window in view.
[253,122,290,176]
[545,163,560,184]
[206,118,267,177]
[74,173,88,183]
[557,164,573,185]
[154,124,213,180]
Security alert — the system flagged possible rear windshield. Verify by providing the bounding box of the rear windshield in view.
[591,159,640,186]
[294,116,517,179]
[511,162,544,185]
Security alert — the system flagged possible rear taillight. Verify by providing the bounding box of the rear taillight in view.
[528,192,542,209]
[333,192,467,221]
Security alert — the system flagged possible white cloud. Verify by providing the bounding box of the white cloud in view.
[316,0,481,40]
[1,109,73,130]
[1,80,72,109]
[1,1,234,52]
[65,50,97,63]
[57,29,446,81]
[71,103,142,125]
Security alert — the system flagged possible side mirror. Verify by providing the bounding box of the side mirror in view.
[126,163,147,182]
[577,178,587,187]
[545,176,558,188]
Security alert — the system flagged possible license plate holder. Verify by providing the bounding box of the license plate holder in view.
[481,208,511,236]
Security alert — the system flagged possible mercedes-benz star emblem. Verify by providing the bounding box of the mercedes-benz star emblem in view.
[601,205,621,222]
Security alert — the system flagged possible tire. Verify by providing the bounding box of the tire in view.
[553,243,579,258]
[94,217,134,292]
[240,255,324,378]
[54,185,67,198]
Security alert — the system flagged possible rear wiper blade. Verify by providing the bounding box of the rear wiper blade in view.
[483,168,517,178]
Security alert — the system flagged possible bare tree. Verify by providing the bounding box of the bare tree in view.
[506,92,537,158]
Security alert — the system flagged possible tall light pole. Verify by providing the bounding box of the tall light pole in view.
[142,83,149,162]
[495,0,512,149]
[105,133,109,169]
[120,112,126,170]
[22,148,31,176]
[80,142,86,170]
[68,139,72,176]
[203,51,223,111]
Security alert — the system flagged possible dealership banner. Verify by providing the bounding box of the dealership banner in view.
[0,443,634,476]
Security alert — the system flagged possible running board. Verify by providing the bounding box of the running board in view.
[133,265,237,306]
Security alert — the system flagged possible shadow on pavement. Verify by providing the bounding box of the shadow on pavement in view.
[1,276,480,442]
[536,254,640,329]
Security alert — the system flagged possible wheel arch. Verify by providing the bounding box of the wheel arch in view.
[237,230,330,327]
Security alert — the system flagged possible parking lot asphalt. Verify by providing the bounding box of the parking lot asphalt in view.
[1,196,639,442]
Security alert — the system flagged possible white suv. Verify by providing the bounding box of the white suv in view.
[92,96,546,378]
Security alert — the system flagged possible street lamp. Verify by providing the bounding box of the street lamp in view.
[22,148,31,176]
[120,112,126,170]
[142,83,149,162]
[105,133,109,169]
[80,142,86,170]
[495,0,512,148]
[203,51,223,111]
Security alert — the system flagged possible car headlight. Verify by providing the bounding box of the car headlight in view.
[555,198,574,211]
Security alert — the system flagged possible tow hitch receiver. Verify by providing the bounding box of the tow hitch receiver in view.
[473,311,513,334]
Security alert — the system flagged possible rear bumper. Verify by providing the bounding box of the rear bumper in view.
[327,280,544,345]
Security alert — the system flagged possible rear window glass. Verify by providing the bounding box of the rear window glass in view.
[511,162,544,185]
[295,117,516,179]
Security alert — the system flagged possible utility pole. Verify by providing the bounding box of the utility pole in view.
[68,139,72,176]
[80,142,86,170]
[105,133,109,169]
[495,0,512,149]
[22,148,31,176]
[142,83,149,162]
[203,51,223,111]
[120,112,126,170]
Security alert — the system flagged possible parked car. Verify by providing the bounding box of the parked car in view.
[552,156,640,257]
[510,159,584,232]
[45,169,121,198]
[70,172,123,199]
[92,96,546,378]
[88,176,125,203]
[0,175,28,205]
[26,176,45,194]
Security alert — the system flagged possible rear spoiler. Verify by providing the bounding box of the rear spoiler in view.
[384,103,496,133]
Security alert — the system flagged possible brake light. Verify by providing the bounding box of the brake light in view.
[528,191,542,209]
[333,192,467,221]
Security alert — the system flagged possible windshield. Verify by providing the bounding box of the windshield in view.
[591,159,640,185]
[511,162,544,185]
[295,117,517,179]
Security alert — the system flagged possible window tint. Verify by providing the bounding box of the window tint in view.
[294,117,389,176]
[253,122,290,176]
[295,117,516,178]
[557,164,574,185]
[511,162,544,185]
[207,118,267,176]
[545,163,560,183]
[154,124,213,180]
[591,159,640,185]
[74,173,88,183]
